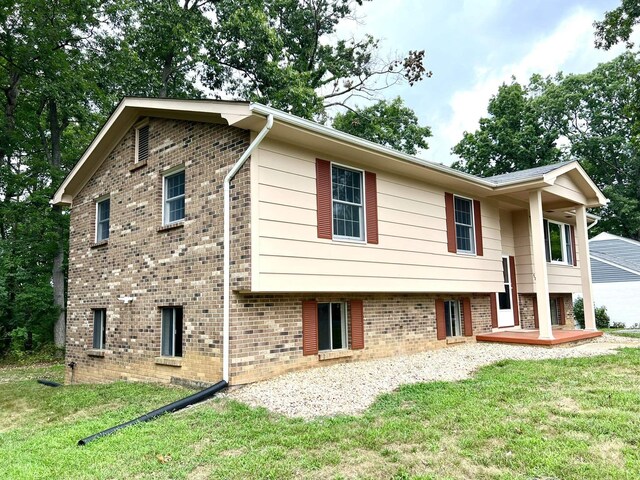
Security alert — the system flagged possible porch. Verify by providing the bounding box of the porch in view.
[476,329,603,346]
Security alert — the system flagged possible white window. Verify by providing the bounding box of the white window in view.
[92,309,106,349]
[454,196,475,253]
[332,165,364,241]
[318,302,347,351]
[163,170,185,225]
[161,307,183,357]
[544,220,573,265]
[444,300,463,337]
[135,123,149,164]
[96,198,110,242]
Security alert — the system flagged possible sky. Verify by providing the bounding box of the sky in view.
[337,0,634,165]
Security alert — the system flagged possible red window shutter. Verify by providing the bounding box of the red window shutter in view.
[315,159,332,239]
[435,299,446,340]
[462,297,473,336]
[349,300,365,350]
[444,193,456,253]
[473,199,483,256]
[558,297,566,325]
[533,295,539,329]
[302,300,318,355]
[509,256,519,326]
[489,294,498,328]
[570,225,577,266]
[365,171,379,244]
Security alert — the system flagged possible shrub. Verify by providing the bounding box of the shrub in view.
[610,321,626,329]
[573,298,610,329]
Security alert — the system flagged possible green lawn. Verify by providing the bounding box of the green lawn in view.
[1,350,640,480]
[603,328,640,339]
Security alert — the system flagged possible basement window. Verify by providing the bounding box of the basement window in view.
[318,302,347,351]
[444,300,462,337]
[161,307,183,357]
[92,309,106,349]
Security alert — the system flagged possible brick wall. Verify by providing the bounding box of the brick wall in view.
[518,293,575,330]
[66,118,250,385]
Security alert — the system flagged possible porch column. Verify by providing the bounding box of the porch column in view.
[575,205,596,330]
[528,190,554,340]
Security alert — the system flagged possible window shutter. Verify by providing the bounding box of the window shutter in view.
[558,297,566,325]
[509,256,520,326]
[489,294,498,328]
[315,159,332,239]
[473,200,483,256]
[435,299,446,340]
[349,299,365,350]
[302,300,318,355]
[462,297,473,336]
[543,220,551,262]
[365,171,379,244]
[533,295,539,329]
[444,193,456,253]
[570,225,577,266]
[137,125,149,163]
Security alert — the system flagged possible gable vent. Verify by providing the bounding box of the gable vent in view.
[136,124,149,163]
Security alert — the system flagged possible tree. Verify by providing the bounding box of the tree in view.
[594,0,640,50]
[332,97,431,154]
[452,52,640,239]
[451,80,562,177]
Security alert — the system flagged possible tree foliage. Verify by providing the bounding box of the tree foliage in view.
[332,97,431,154]
[0,0,430,355]
[594,0,640,50]
[452,52,640,239]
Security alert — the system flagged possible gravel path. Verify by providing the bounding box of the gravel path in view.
[228,333,640,419]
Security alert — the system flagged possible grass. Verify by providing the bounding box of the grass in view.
[1,350,640,479]
[602,328,640,339]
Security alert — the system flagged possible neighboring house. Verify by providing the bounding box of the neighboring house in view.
[589,232,640,327]
[52,98,607,386]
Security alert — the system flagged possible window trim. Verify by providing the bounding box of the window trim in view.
[162,167,186,226]
[330,162,366,243]
[92,309,106,350]
[544,219,573,265]
[95,196,110,242]
[161,306,183,358]
[134,119,149,164]
[317,301,348,352]
[453,194,476,255]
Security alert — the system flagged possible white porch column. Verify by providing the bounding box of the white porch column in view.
[529,190,554,340]
[575,205,596,330]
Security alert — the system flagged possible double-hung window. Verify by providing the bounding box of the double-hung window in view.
[96,198,110,242]
[544,220,573,265]
[92,309,106,349]
[161,307,183,357]
[454,196,475,254]
[317,302,347,351]
[332,165,364,241]
[163,170,185,225]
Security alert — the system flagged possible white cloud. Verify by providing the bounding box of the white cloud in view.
[433,7,634,165]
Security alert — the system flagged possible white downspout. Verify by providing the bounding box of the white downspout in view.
[222,114,273,383]
[587,217,599,231]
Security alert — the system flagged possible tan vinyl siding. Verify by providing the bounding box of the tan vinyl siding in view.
[251,138,504,293]
[499,210,515,257]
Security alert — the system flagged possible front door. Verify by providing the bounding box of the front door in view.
[497,256,515,327]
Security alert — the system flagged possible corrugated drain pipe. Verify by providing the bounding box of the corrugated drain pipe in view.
[223,113,273,383]
[77,380,227,446]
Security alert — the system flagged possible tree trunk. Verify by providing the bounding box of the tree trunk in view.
[159,51,174,98]
[49,100,67,348]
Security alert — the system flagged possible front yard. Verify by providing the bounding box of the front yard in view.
[1,349,639,479]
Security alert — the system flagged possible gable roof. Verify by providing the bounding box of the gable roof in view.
[590,232,640,277]
[483,161,573,185]
[52,97,608,208]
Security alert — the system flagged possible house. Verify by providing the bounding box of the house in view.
[588,232,640,327]
[52,98,607,386]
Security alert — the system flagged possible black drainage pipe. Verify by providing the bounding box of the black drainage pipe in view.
[37,379,62,387]
[77,379,227,446]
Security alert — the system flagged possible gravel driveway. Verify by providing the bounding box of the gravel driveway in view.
[228,333,640,419]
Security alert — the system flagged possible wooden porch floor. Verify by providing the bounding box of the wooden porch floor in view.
[476,329,603,346]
